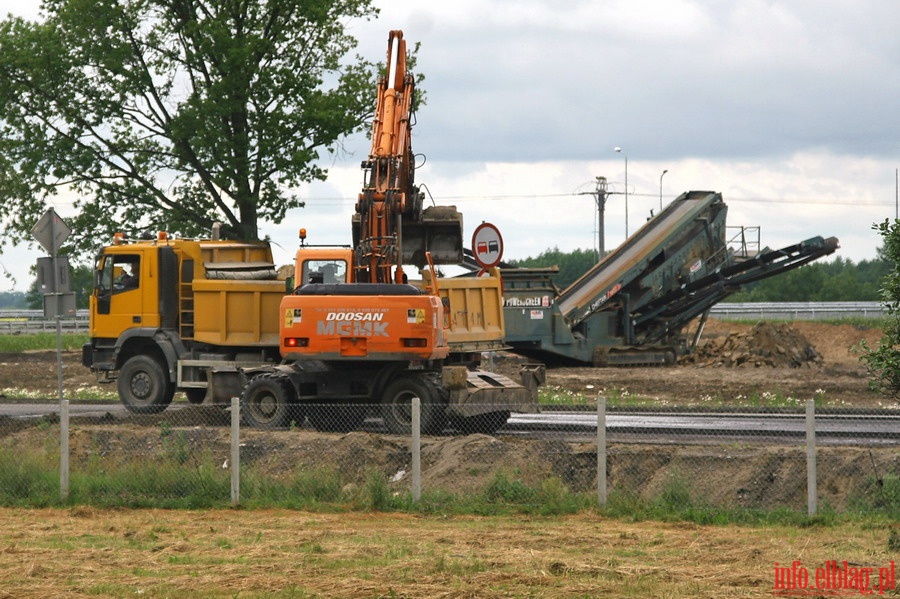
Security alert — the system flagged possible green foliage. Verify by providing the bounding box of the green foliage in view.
[363,471,393,511]
[2,442,897,525]
[0,0,383,255]
[602,486,834,526]
[508,247,599,290]
[858,220,900,396]
[483,472,539,505]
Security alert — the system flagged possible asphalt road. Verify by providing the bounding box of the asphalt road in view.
[2,402,898,445]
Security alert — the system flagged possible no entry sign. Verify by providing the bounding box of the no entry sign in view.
[472,222,504,269]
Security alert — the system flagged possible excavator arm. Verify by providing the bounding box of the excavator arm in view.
[353,30,463,283]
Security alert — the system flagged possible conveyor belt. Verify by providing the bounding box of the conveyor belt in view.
[556,191,723,326]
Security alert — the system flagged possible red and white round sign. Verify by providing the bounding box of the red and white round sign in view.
[472,222,504,269]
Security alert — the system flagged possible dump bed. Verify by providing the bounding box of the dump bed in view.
[418,269,507,354]
[191,279,285,346]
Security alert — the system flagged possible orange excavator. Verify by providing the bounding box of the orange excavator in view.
[238,31,542,435]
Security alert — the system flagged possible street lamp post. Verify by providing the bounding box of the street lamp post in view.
[614,147,628,237]
[659,169,668,211]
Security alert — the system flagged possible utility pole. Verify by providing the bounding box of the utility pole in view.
[594,176,608,259]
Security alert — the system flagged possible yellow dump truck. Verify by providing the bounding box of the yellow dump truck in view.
[82,232,287,413]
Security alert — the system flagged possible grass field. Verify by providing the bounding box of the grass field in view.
[0,508,897,598]
[0,332,88,352]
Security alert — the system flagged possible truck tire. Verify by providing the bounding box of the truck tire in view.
[117,355,174,414]
[381,375,447,435]
[307,403,367,433]
[240,374,298,429]
[451,411,510,435]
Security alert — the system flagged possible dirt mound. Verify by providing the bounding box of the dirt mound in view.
[686,322,822,368]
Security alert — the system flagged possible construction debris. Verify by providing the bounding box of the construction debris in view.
[686,322,823,368]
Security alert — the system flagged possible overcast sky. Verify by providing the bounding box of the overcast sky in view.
[2,0,898,291]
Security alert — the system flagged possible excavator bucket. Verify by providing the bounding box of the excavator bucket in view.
[401,205,464,266]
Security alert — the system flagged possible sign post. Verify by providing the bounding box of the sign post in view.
[30,208,73,405]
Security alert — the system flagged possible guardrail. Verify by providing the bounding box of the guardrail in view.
[709,302,883,320]
[0,310,89,334]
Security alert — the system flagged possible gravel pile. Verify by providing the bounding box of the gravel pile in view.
[687,322,822,368]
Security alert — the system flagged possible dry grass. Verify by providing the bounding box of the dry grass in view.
[0,508,895,598]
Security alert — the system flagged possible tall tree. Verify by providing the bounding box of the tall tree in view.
[0,0,380,256]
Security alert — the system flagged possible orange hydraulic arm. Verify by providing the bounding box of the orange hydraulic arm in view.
[355,30,417,284]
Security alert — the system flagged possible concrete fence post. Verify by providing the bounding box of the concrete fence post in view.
[806,399,817,516]
[231,397,241,506]
[597,396,607,508]
[411,397,421,501]
[60,400,69,501]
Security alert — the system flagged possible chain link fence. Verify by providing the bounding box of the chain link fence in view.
[0,399,897,515]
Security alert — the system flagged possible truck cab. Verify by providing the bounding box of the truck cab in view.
[83,232,287,413]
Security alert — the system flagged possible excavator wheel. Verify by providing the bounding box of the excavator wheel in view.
[117,354,174,414]
[380,375,447,435]
[240,374,299,429]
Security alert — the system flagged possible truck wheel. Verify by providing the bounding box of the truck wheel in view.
[381,376,447,435]
[307,404,367,433]
[451,411,510,435]
[240,375,296,429]
[118,355,174,414]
